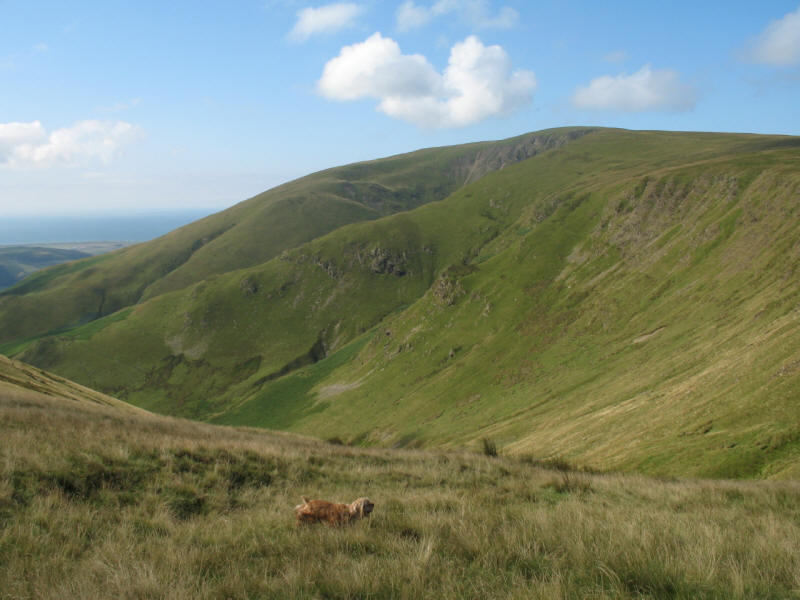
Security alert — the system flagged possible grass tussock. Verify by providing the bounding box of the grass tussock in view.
[3,393,800,599]
[480,437,498,457]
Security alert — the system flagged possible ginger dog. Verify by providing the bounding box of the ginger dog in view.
[294,496,374,526]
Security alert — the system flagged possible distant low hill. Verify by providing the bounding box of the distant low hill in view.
[2,127,800,478]
[0,243,133,291]
[0,246,90,291]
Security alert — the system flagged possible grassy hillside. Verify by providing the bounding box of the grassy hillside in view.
[275,131,800,479]
[4,128,800,479]
[0,353,143,414]
[2,374,800,599]
[0,128,588,346]
[0,246,89,291]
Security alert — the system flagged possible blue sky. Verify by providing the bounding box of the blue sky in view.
[1,0,799,217]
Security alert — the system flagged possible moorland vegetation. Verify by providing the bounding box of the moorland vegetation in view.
[2,363,799,599]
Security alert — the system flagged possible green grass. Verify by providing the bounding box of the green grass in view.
[60,307,134,341]
[2,378,800,599]
[0,308,134,357]
[213,334,372,429]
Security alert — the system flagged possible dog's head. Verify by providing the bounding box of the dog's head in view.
[349,497,374,519]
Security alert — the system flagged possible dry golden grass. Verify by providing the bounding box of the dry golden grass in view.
[2,391,800,599]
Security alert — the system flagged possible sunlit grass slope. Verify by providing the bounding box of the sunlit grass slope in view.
[5,128,800,479]
[278,130,800,479]
[2,378,800,599]
[0,128,586,346]
[0,353,142,414]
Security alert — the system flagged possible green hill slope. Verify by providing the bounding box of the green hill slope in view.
[285,137,800,479]
[0,128,588,346]
[4,127,800,478]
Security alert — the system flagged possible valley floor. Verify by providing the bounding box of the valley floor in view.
[2,390,799,599]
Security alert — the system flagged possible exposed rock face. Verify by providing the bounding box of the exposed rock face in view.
[432,272,465,306]
[455,129,596,186]
[240,277,259,295]
[313,256,340,279]
[349,246,410,276]
[367,247,408,276]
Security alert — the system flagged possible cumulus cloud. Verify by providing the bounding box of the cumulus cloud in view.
[318,33,440,100]
[746,5,800,66]
[318,33,535,128]
[0,122,46,157]
[396,0,518,32]
[571,65,698,112]
[0,120,141,169]
[289,2,364,41]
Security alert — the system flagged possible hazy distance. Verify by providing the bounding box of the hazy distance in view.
[0,211,213,245]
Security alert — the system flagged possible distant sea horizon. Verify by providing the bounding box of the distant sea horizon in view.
[0,211,215,245]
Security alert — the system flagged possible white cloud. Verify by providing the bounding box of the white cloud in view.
[0,120,142,169]
[396,0,518,32]
[0,122,47,158]
[747,5,800,66]
[289,2,363,41]
[571,65,698,112]
[318,33,441,100]
[318,33,535,128]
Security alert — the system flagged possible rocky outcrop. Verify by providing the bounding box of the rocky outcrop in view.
[455,128,596,186]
